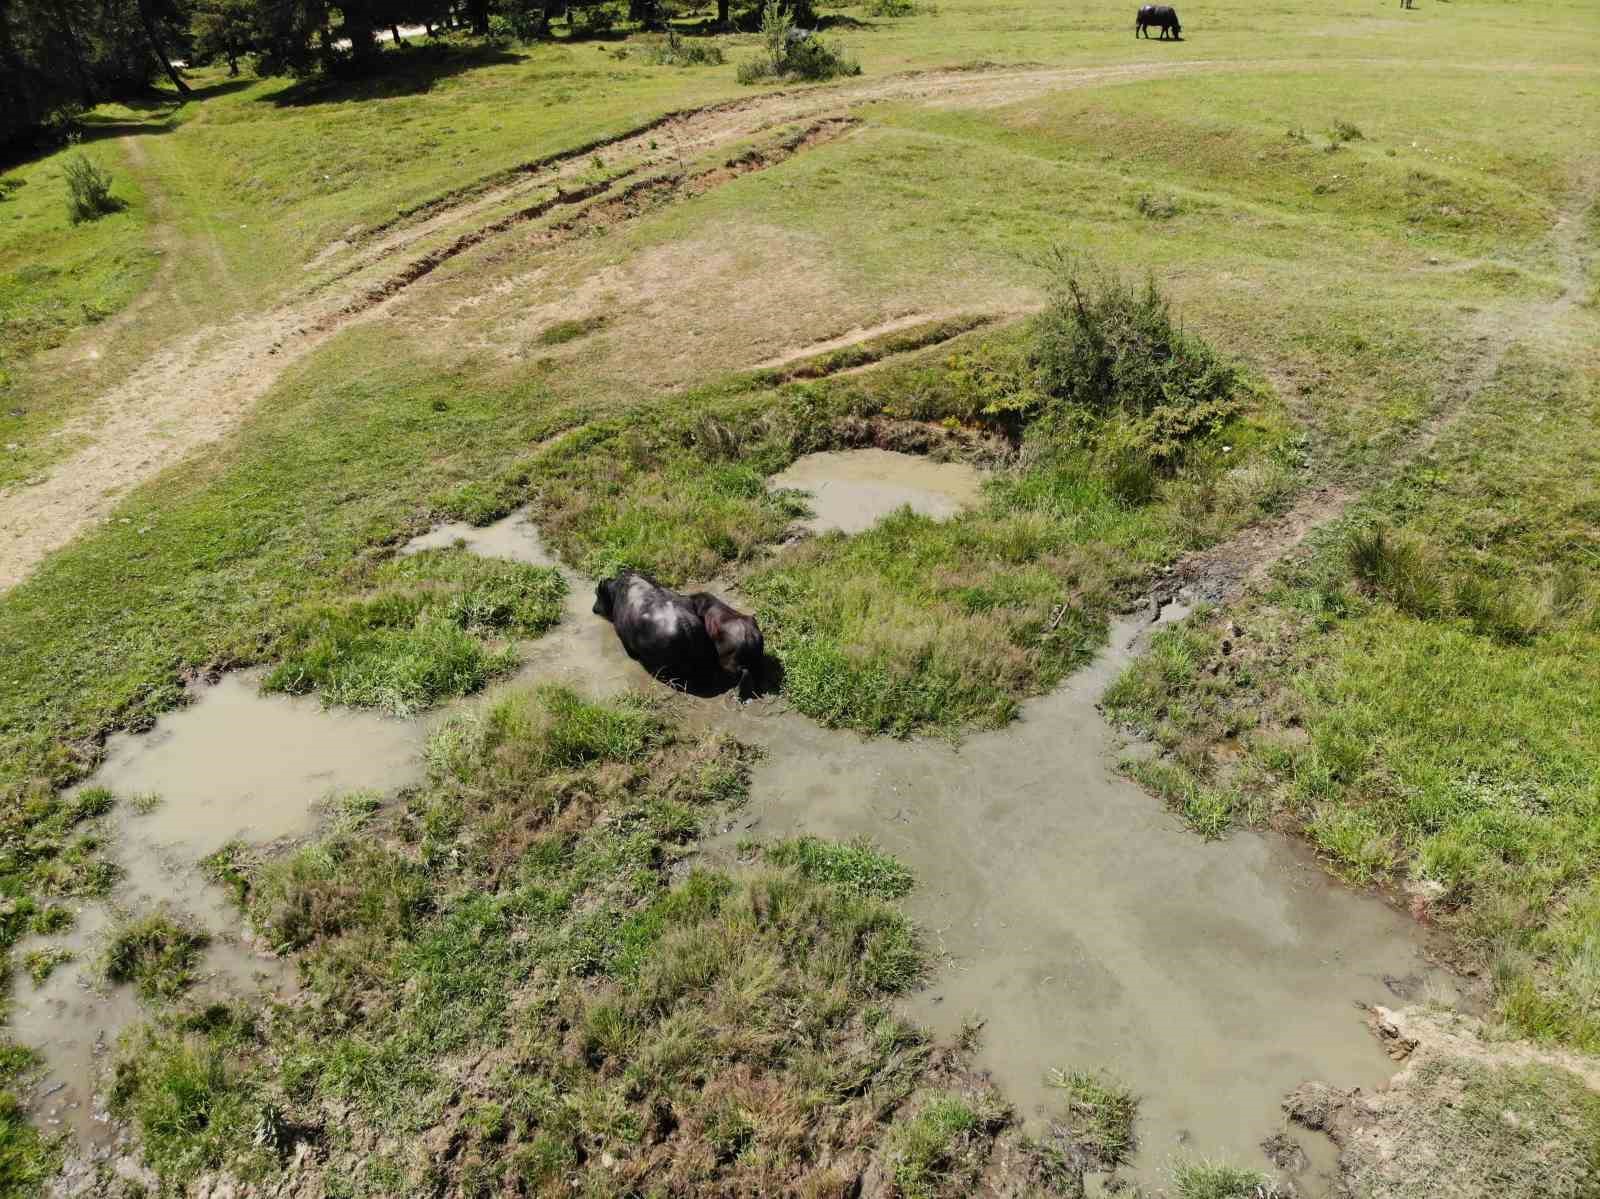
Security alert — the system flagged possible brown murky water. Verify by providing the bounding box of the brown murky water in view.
[704,610,1455,1190]
[19,486,1453,1187]
[400,509,559,567]
[769,448,985,534]
[15,677,428,1144]
[395,503,1452,1186]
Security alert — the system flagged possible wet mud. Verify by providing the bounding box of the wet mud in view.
[769,448,985,535]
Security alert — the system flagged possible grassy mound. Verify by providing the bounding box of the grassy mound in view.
[262,549,566,715]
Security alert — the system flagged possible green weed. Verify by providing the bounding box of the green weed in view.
[1172,1158,1274,1198]
[889,1092,1009,1199]
[63,155,119,224]
[764,836,915,898]
[262,551,564,715]
[21,948,72,986]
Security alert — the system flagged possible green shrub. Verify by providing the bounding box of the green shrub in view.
[869,0,922,14]
[738,0,860,83]
[765,836,915,898]
[1026,256,1241,465]
[569,2,617,36]
[1330,118,1365,143]
[1136,191,1182,219]
[63,154,117,223]
[646,31,726,66]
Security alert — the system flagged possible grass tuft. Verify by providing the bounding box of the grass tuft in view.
[1047,1068,1139,1166]
[262,550,565,715]
[103,914,211,1000]
[764,836,915,898]
[1172,1157,1274,1198]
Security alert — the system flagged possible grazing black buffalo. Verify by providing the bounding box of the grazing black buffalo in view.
[689,591,765,699]
[593,570,717,690]
[1136,4,1181,38]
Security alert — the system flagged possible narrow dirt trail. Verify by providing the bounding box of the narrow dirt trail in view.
[0,57,1265,594]
[1170,169,1597,604]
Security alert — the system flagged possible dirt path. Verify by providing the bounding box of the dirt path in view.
[0,58,1267,594]
[1170,169,1597,604]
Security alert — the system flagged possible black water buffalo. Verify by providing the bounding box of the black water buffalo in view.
[689,591,765,698]
[593,571,765,697]
[593,570,716,689]
[1136,4,1181,38]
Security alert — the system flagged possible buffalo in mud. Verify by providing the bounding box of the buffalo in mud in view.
[1136,5,1181,38]
[593,570,766,699]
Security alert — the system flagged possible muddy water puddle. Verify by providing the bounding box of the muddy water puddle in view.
[769,448,985,534]
[16,675,430,1143]
[19,507,1455,1186]
[699,611,1457,1190]
[393,509,1456,1186]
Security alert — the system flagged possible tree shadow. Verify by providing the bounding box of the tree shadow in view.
[261,42,527,107]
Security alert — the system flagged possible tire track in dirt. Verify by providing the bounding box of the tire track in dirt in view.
[304,59,1236,290]
[0,117,861,591]
[1165,170,1597,605]
[0,57,1371,593]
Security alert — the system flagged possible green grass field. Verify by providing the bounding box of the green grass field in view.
[1,0,1597,1191]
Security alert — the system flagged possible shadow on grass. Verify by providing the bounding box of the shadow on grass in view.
[260,42,527,106]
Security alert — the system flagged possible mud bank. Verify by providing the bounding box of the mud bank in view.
[769,448,985,534]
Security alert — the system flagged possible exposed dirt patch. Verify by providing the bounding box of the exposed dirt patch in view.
[754,310,973,370]
[1286,1006,1600,1199]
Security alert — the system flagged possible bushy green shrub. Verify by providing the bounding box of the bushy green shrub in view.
[738,0,860,83]
[647,31,726,66]
[1025,256,1241,465]
[64,154,117,223]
